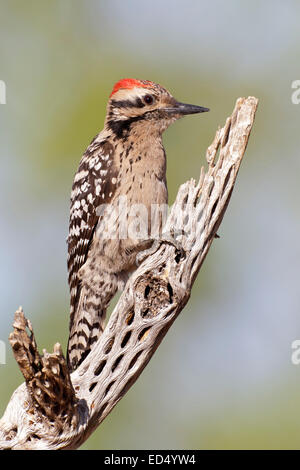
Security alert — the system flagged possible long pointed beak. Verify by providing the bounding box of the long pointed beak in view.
[164,101,210,116]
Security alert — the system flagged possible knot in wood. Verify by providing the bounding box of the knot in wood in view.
[135,275,175,318]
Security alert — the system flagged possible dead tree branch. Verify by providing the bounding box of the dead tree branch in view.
[0,97,258,449]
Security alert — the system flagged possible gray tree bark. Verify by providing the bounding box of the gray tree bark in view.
[0,96,258,450]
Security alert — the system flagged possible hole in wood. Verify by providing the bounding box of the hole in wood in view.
[104,337,115,354]
[141,308,150,318]
[190,255,198,272]
[104,381,115,397]
[175,252,181,263]
[144,285,150,298]
[29,343,36,356]
[211,199,218,217]
[126,311,134,325]
[182,194,188,206]
[98,402,108,417]
[29,433,41,441]
[89,382,97,392]
[128,350,143,370]
[121,330,132,348]
[167,283,173,303]
[43,393,50,405]
[94,359,106,376]
[138,327,151,342]
[111,354,124,372]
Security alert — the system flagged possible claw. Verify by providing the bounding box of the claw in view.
[136,240,161,266]
[135,233,185,267]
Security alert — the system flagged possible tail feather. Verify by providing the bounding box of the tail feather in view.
[67,274,117,371]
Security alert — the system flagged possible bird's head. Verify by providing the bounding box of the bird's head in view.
[105,78,209,138]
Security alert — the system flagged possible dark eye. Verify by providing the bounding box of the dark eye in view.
[143,94,154,105]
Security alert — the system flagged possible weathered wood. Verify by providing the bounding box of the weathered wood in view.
[0,97,258,449]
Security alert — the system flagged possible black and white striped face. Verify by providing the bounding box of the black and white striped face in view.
[105,81,209,138]
[108,83,173,117]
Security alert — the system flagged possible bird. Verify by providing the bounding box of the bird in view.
[67,78,209,371]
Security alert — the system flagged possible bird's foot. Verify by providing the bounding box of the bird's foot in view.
[136,232,185,266]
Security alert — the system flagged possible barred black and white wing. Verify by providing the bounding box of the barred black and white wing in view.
[67,136,117,370]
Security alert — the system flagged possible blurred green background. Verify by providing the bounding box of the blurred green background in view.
[1,0,300,449]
